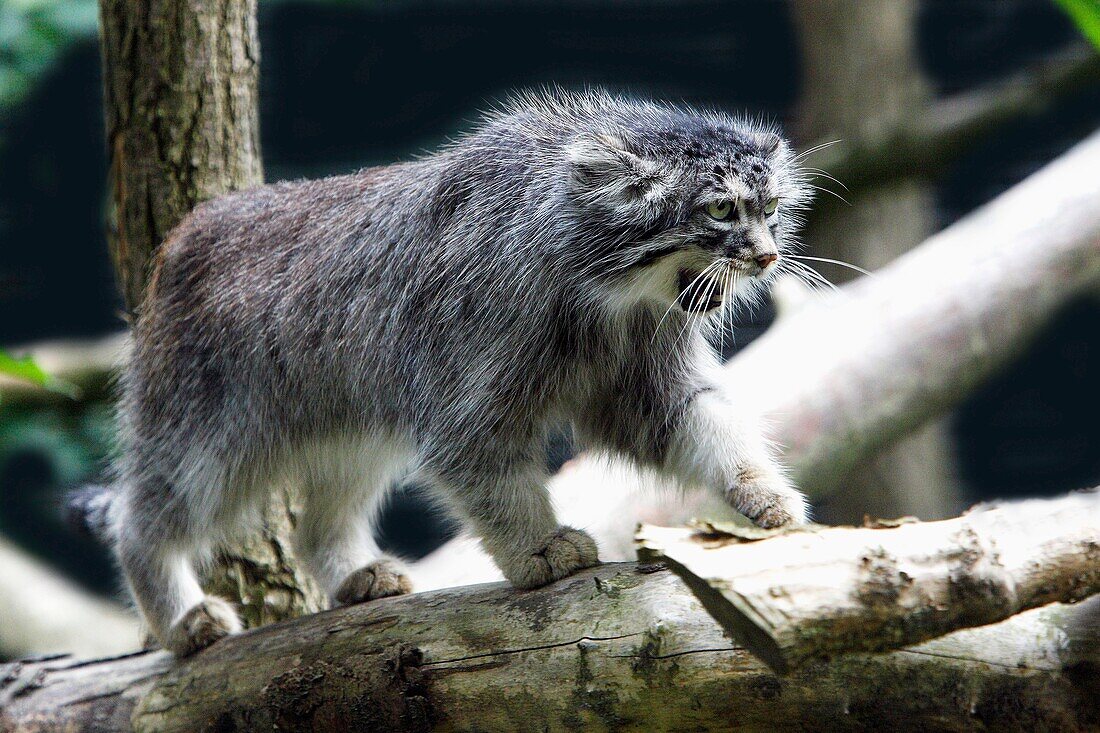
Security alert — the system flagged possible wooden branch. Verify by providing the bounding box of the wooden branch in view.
[808,44,1100,192]
[2,562,1098,732]
[0,538,139,660]
[637,490,1100,675]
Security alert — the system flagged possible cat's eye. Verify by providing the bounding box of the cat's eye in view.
[705,200,734,220]
[764,197,779,216]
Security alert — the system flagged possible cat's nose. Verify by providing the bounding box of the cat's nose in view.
[755,253,777,269]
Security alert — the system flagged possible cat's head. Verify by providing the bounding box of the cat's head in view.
[559,95,812,317]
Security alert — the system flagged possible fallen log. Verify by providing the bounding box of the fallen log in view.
[2,561,1098,732]
[637,489,1100,675]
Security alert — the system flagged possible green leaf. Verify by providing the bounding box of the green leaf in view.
[0,349,78,398]
[1055,0,1100,50]
[0,349,50,386]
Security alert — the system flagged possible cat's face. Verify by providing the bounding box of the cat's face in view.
[566,116,810,317]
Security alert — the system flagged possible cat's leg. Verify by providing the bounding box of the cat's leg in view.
[294,437,413,606]
[664,388,808,527]
[296,493,413,606]
[425,460,599,588]
[114,484,241,656]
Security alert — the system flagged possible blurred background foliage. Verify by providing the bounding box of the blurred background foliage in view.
[1055,0,1100,49]
[0,0,97,116]
[0,0,1098,602]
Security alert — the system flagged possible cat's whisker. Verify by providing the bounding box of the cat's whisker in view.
[721,263,736,355]
[788,261,839,293]
[791,139,842,163]
[792,137,840,160]
[798,167,849,192]
[805,183,850,206]
[663,261,717,345]
[652,260,721,343]
[716,262,730,356]
[781,259,839,293]
[788,254,875,278]
[674,262,722,347]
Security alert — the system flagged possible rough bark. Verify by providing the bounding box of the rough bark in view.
[2,563,1097,732]
[637,490,1100,675]
[97,0,324,626]
[99,0,263,312]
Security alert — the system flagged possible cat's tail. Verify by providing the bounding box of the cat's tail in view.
[66,483,119,545]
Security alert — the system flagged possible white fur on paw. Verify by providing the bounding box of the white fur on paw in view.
[165,596,241,657]
[506,526,600,589]
[334,559,413,606]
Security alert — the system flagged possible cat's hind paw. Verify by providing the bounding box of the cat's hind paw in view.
[335,558,413,606]
[505,526,600,589]
[165,596,241,657]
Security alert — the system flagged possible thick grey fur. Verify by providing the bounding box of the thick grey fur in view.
[87,89,813,656]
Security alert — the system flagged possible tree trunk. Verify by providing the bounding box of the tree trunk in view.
[791,0,959,522]
[97,0,324,627]
[100,0,263,312]
[2,563,1096,732]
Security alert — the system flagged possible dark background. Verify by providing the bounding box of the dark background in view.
[0,0,1097,598]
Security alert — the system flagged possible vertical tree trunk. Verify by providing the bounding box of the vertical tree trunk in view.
[791,0,962,521]
[100,0,264,311]
[98,0,323,629]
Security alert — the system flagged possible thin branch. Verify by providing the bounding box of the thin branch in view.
[0,537,139,660]
[807,44,1100,191]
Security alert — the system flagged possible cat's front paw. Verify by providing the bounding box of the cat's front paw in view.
[503,526,600,589]
[165,596,241,657]
[751,491,809,528]
[335,558,413,606]
[728,464,809,528]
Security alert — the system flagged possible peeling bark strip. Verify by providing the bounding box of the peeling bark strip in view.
[1,563,1098,731]
[637,490,1100,675]
[99,0,263,311]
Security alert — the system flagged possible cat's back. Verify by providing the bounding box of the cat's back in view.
[148,163,424,306]
[127,162,433,402]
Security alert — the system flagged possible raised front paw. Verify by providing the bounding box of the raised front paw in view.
[502,526,600,589]
[727,464,809,529]
[334,558,413,606]
[165,596,242,657]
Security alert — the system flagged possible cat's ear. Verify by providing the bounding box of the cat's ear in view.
[566,132,675,215]
[753,131,782,156]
